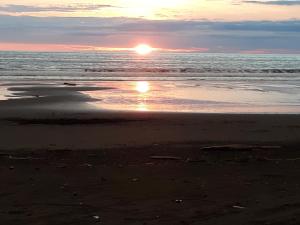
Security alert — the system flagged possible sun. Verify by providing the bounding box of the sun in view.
[136,81,150,93]
[134,44,153,55]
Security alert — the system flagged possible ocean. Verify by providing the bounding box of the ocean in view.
[0,51,300,113]
[1,51,300,81]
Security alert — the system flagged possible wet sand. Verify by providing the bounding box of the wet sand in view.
[0,83,300,224]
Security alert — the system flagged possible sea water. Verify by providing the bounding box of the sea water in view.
[0,51,300,113]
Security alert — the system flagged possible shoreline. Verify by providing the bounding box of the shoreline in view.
[0,82,300,150]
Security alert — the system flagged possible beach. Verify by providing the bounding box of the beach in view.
[1,0,300,222]
[0,82,300,224]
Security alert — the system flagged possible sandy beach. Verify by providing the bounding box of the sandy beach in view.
[1,0,300,223]
[0,83,300,225]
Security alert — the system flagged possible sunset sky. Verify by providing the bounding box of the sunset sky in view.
[0,0,300,53]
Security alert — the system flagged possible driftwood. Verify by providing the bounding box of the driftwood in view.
[150,156,182,160]
[200,144,281,151]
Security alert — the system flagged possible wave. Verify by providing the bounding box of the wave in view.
[84,68,300,74]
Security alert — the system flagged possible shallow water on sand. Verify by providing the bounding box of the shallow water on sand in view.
[1,80,299,113]
[84,81,300,113]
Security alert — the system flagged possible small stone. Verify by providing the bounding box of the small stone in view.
[93,215,100,221]
[175,199,183,203]
[9,166,14,170]
[83,163,93,168]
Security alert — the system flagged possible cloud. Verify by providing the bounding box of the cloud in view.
[244,0,300,5]
[0,15,299,53]
[0,4,117,13]
[113,20,300,33]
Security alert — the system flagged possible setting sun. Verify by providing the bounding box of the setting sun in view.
[134,44,153,55]
[136,81,150,93]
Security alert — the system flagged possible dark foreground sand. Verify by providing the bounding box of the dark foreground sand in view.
[0,84,300,225]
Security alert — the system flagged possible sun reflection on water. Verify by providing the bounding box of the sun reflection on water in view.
[135,81,150,111]
[137,102,149,111]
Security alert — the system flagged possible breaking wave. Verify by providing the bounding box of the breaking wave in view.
[84,68,300,74]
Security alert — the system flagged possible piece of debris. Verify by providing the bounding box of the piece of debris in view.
[93,215,100,220]
[200,145,253,151]
[63,82,77,86]
[186,158,206,163]
[150,156,182,160]
[56,164,67,169]
[131,178,140,182]
[257,157,300,162]
[9,166,14,170]
[8,156,38,160]
[259,145,281,149]
[92,215,101,222]
[200,144,281,151]
[175,199,183,204]
[82,163,93,168]
[232,205,246,209]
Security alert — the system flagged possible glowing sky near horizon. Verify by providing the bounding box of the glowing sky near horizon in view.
[0,0,300,52]
[0,0,300,20]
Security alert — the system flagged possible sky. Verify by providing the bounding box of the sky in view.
[0,0,300,53]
